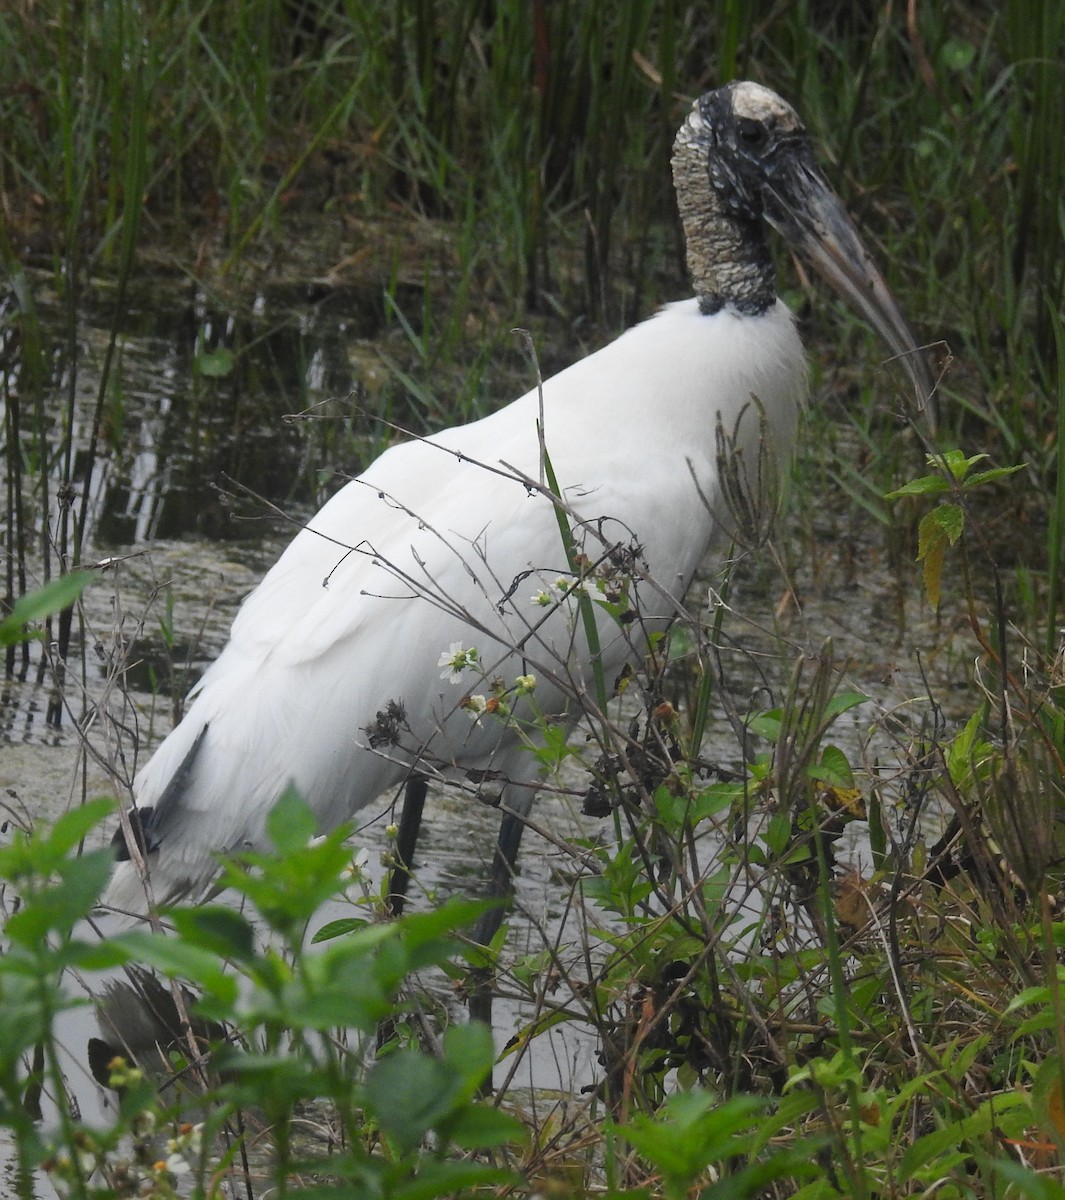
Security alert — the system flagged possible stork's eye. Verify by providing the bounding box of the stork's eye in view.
[737,118,768,148]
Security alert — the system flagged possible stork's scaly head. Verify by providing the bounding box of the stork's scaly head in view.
[673,80,934,411]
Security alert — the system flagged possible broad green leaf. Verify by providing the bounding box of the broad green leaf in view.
[391,898,488,948]
[939,448,988,479]
[1007,985,1053,1013]
[916,505,964,608]
[442,1104,524,1150]
[884,474,949,500]
[813,744,854,787]
[167,905,258,961]
[4,851,114,943]
[943,38,976,70]
[945,708,995,787]
[366,1050,459,1152]
[748,709,783,741]
[930,503,965,544]
[311,916,370,943]
[966,463,1026,488]
[0,571,93,647]
[265,789,320,853]
[109,931,240,1004]
[42,797,116,858]
[497,1007,576,1061]
[688,780,744,823]
[764,813,792,857]
[822,690,869,721]
[442,1020,496,1089]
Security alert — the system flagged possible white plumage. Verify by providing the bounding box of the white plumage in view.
[106,81,930,925]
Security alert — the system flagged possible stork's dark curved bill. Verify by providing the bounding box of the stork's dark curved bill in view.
[764,156,935,411]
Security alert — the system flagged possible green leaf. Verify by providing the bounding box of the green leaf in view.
[764,813,792,857]
[916,505,964,609]
[930,503,965,545]
[0,571,93,647]
[942,38,976,70]
[942,449,987,479]
[1006,985,1053,1013]
[884,474,950,500]
[688,781,744,824]
[497,1006,576,1061]
[195,345,235,377]
[980,1157,1065,1199]
[392,898,488,950]
[748,708,783,741]
[898,1093,1028,1182]
[311,916,370,943]
[813,744,854,787]
[0,798,115,883]
[885,451,1023,506]
[167,905,258,961]
[945,707,995,787]
[108,931,240,1004]
[442,1104,524,1150]
[614,1091,766,1184]
[265,789,320,853]
[63,938,134,972]
[366,1050,460,1152]
[821,690,869,721]
[43,798,116,858]
[4,851,114,943]
[440,1021,496,1096]
[965,463,1026,488]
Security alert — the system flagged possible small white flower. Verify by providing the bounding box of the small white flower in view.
[344,846,371,880]
[437,641,479,684]
[463,694,488,724]
[515,674,536,693]
[531,589,554,607]
[164,1153,192,1177]
[554,574,591,597]
[437,640,464,681]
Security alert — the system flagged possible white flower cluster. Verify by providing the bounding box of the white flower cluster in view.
[436,642,538,727]
[531,573,601,608]
[154,1122,204,1182]
[44,1111,206,1197]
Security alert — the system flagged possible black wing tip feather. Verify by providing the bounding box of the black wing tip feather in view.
[111,806,157,861]
[111,722,211,861]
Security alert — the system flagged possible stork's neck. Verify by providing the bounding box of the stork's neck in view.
[671,137,776,316]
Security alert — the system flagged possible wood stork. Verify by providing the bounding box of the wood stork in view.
[106,83,932,964]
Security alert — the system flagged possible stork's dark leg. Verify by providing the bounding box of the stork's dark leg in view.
[377,773,429,1052]
[386,773,427,917]
[467,807,526,1029]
